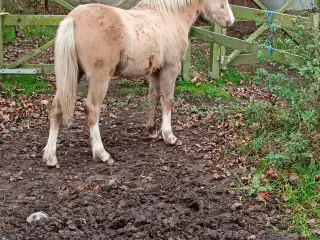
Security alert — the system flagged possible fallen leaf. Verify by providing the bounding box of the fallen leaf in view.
[77,185,85,191]
[230,202,243,211]
[41,100,49,105]
[248,204,260,211]
[109,113,118,119]
[265,165,277,179]
[9,171,24,182]
[3,114,10,122]
[312,229,320,236]
[212,173,226,180]
[248,235,256,240]
[307,219,316,226]
[289,173,300,183]
[257,191,270,202]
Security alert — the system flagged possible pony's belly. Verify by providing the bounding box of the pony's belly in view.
[116,54,159,77]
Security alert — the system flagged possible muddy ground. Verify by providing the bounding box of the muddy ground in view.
[0,79,304,240]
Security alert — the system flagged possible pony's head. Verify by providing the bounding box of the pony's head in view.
[202,0,234,28]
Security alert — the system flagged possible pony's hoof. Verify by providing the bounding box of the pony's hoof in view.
[43,150,58,167]
[101,154,114,165]
[149,130,159,139]
[94,150,114,165]
[162,132,178,146]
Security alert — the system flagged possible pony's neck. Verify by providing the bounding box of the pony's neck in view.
[176,1,201,30]
[135,0,201,29]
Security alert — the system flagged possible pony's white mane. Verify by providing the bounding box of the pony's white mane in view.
[136,0,194,12]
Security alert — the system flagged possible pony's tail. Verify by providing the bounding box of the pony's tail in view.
[54,18,78,126]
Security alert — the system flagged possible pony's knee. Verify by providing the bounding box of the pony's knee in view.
[50,98,62,122]
[161,97,174,110]
[165,99,173,111]
[84,102,98,126]
[51,97,62,111]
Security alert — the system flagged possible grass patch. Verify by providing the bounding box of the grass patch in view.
[281,165,320,239]
[112,81,149,96]
[110,70,246,100]
[115,101,130,108]
[4,26,56,45]
[241,65,320,239]
[218,69,250,87]
[175,78,230,99]
[175,68,250,99]
[4,27,16,44]
[0,75,51,98]
[247,160,320,240]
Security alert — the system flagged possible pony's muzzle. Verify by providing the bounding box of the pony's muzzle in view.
[216,20,232,28]
[225,20,233,28]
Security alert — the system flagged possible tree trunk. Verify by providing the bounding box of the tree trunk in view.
[45,0,49,11]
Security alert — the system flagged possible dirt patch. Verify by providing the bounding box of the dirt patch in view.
[0,80,303,240]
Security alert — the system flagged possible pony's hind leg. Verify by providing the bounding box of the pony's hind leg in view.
[43,96,62,166]
[147,73,160,139]
[43,70,84,167]
[85,74,113,164]
[159,65,181,145]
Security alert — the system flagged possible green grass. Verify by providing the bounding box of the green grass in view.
[4,26,56,45]
[115,101,130,108]
[240,153,320,239]
[282,165,320,237]
[111,78,231,99]
[241,66,320,239]
[175,69,250,99]
[112,81,148,96]
[110,68,250,100]
[77,91,86,98]
[269,164,320,240]
[4,27,16,44]
[0,75,51,98]
[175,78,230,99]
[116,88,131,97]
[218,69,250,86]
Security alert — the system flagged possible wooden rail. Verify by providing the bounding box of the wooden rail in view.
[0,0,318,78]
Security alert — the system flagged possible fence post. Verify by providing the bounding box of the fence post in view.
[314,0,320,55]
[209,23,221,79]
[182,35,191,81]
[0,0,3,68]
[220,28,226,68]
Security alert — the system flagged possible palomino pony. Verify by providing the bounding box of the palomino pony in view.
[43,0,234,166]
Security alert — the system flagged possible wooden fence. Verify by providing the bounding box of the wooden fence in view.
[0,0,319,79]
[182,0,319,80]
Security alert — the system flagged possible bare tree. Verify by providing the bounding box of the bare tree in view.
[4,0,42,14]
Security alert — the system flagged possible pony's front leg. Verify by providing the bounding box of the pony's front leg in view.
[147,73,160,139]
[85,75,114,164]
[159,65,181,145]
[43,96,62,166]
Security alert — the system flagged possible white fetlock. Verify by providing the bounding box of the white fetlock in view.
[161,130,178,145]
[43,147,58,167]
[93,149,114,165]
